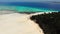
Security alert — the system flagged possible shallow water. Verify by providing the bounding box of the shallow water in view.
[0,2,60,11]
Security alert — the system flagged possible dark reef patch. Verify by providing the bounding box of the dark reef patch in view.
[18,12,36,14]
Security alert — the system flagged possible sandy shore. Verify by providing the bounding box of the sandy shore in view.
[0,11,44,34]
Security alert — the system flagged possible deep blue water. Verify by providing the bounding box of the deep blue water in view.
[0,2,60,11]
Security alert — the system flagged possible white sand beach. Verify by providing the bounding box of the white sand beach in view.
[0,11,44,34]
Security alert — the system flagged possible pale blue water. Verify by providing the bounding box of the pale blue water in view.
[0,2,60,12]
